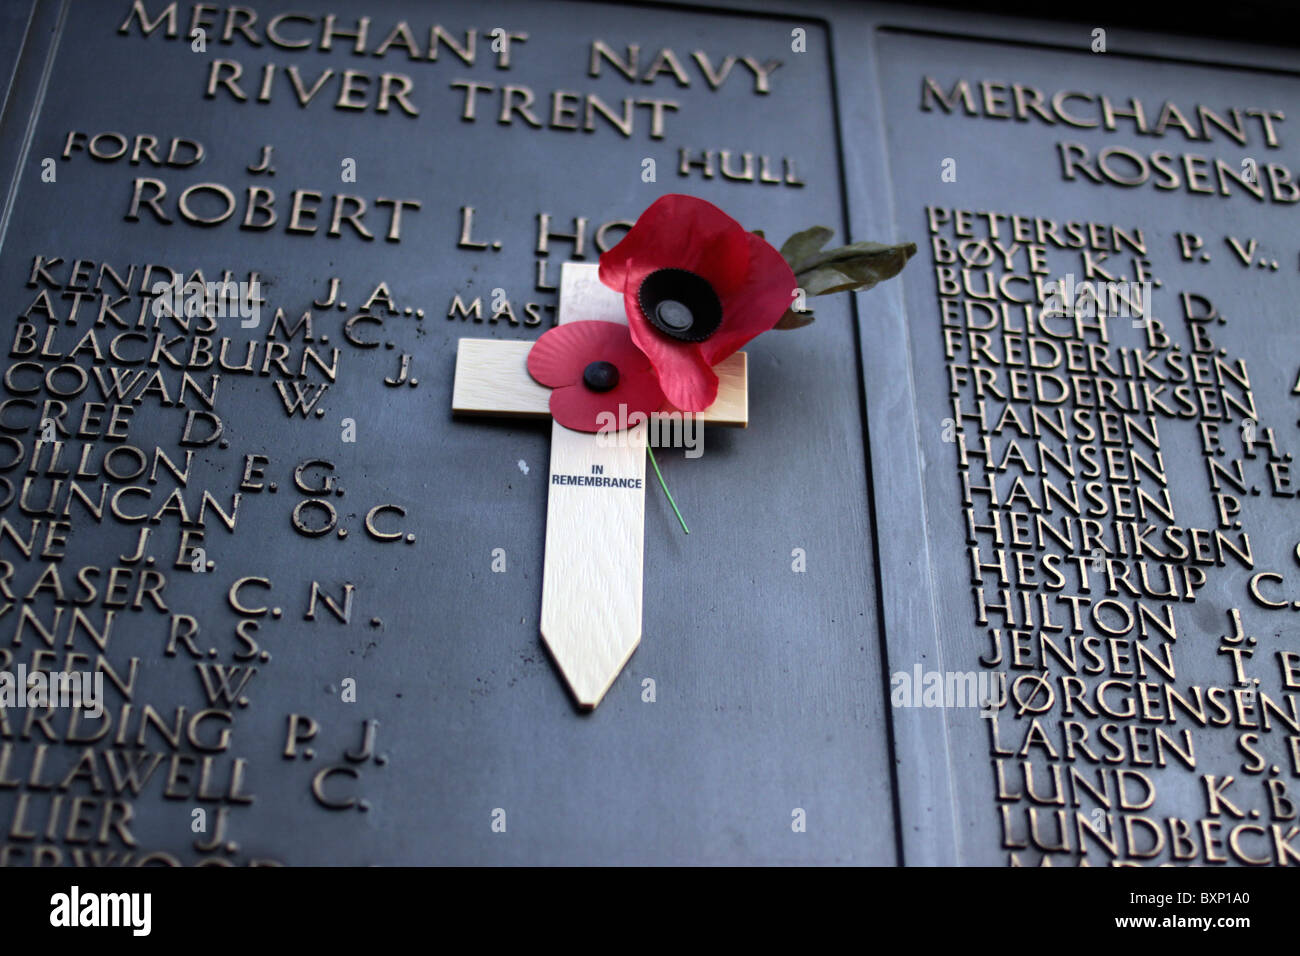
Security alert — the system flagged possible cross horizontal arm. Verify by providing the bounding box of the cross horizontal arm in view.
[452,340,748,427]
[451,261,745,709]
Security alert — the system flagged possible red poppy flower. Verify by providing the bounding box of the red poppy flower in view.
[526,320,666,433]
[599,194,796,411]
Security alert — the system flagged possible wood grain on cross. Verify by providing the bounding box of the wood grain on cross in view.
[452,262,748,709]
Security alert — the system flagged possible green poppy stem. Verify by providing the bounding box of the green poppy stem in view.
[646,444,689,535]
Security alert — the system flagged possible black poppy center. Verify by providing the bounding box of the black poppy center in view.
[582,360,620,392]
[638,268,722,343]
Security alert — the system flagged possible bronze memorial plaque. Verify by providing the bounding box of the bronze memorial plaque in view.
[0,0,1296,887]
[0,0,893,867]
[870,24,1300,867]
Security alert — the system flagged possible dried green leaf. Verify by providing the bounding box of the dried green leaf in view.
[794,240,917,295]
[779,226,834,273]
[774,307,815,330]
[800,266,861,296]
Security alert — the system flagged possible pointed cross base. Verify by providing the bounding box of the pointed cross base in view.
[452,262,748,708]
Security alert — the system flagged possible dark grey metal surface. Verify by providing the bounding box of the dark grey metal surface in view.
[0,0,894,864]
[1,0,1296,867]
[872,25,1300,865]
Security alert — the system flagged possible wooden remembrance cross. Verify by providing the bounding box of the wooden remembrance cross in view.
[451,262,748,709]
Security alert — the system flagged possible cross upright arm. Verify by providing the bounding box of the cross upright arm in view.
[452,262,748,708]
